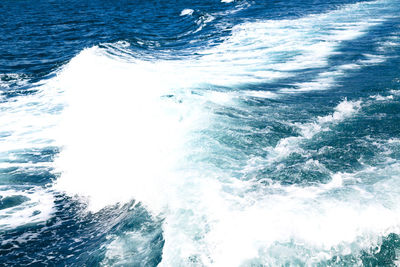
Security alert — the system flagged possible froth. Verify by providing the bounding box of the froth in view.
[52,48,192,212]
[180,9,194,16]
[269,99,361,161]
[19,0,400,265]
[0,186,54,230]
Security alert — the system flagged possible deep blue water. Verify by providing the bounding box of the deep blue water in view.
[1,0,400,266]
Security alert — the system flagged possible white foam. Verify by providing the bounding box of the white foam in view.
[390,89,400,95]
[283,76,337,93]
[268,99,361,161]
[359,53,387,64]
[241,90,278,99]
[0,75,62,155]
[51,48,188,212]
[159,162,400,266]
[2,0,399,265]
[213,3,390,94]
[280,51,389,93]
[101,229,161,266]
[317,98,361,124]
[370,94,394,101]
[340,63,362,70]
[0,75,61,229]
[44,1,400,264]
[180,9,194,16]
[0,73,29,90]
[188,0,393,94]
[0,186,54,230]
[380,41,400,48]
[388,138,400,144]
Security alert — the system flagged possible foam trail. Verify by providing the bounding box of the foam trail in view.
[17,0,398,265]
[0,73,64,229]
[50,56,398,266]
[198,0,394,93]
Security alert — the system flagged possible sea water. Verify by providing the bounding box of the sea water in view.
[1,0,400,265]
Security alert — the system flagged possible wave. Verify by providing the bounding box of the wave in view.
[1,0,400,265]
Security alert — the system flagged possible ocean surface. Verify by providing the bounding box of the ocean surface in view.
[1,0,400,266]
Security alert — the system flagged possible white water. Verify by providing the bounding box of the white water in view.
[1,0,400,265]
[0,185,54,230]
[180,9,194,16]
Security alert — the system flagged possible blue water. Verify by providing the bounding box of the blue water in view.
[1,0,400,266]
